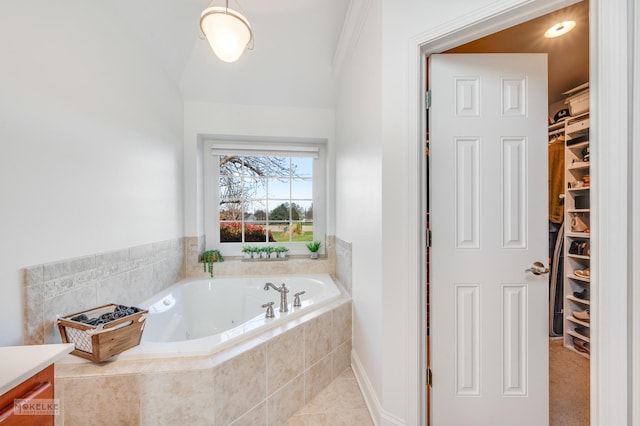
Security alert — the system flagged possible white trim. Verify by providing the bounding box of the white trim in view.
[202,139,328,256]
[407,0,632,424]
[332,0,372,77]
[352,350,382,425]
[632,2,640,424]
[209,142,320,158]
[410,0,582,54]
[352,350,407,425]
[590,1,630,424]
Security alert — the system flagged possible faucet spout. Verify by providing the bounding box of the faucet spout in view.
[263,282,289,313]
[264,282,281,292]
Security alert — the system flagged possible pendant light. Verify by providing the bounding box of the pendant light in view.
[200,0,253,63]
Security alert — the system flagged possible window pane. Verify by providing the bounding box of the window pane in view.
[267,157,290,177]
[220,155,248,177]
[291,178,312,199]
[248,177,267,199]
[220,202,242,221]
[268,178,290,199]
[296,220,314,241]
[245,200,266,221]
[295,201,313,220]
[291,157,312,177]
[268,202,291,221]
[245,222,273,243]
[220,221,242,242]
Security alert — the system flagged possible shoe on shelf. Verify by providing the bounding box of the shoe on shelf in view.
[575,268,590,278]
[573,309,590,322]
[574,326,590,338]
[573,288,590,300]
[573,337,590,354]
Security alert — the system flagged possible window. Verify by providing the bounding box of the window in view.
[203,140,326,256]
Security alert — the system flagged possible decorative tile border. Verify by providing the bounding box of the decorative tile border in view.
[23,238,185,345]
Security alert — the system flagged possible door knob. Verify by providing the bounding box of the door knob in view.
[525,261,550,275]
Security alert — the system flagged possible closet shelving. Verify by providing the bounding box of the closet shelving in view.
[563,109,591,358]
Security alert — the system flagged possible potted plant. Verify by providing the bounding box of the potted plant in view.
[250,246,261,259]
[202,249,224,277]
[266,246,278,259]
[257,246,267,259]
[276,246,289,259]
[241,246,252,260]
[306,241,321,259]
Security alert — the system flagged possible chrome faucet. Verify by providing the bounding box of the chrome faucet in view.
[264,282,289,313]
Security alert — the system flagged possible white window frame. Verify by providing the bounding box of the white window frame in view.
[203,139,327,257]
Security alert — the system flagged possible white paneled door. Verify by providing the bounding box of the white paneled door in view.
[430,54,549,425]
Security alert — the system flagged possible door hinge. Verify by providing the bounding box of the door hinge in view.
[426,229,432,248]
[427,367,433,387]
[425,90,432,109]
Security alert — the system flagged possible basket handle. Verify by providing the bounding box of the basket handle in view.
[86,320,133,336]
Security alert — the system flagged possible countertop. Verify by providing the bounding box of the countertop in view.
[0,343,74,395]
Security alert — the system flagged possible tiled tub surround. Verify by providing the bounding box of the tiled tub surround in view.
[23,238,185,345]
[54,298,353,426]
[334,238,352,296]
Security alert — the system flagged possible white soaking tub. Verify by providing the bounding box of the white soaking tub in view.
[124,273,341,358]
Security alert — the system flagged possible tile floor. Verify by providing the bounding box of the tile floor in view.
[284,368,373,426]
[286,343,589,426]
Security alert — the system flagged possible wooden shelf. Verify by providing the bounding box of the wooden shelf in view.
[567,329,591,343]
[567,315,591,328]
[567,254,590,260]
[567,232,590,238]
[567,186,590,193]
[568,274,590,283]
[567,295,591,306]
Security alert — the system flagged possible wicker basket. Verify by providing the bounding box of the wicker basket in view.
[57,304,148,362]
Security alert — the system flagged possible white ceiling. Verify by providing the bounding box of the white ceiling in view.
[109,1,587,109]
[110,0,350,108]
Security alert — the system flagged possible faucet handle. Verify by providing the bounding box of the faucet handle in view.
[293,291,306,307]
[261,302,275,318]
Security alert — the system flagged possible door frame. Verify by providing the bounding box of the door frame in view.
[407,0,633,424]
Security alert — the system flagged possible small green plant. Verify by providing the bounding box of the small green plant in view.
[202,249,224,277]
[241,246,252,253]
[306,240,321,252]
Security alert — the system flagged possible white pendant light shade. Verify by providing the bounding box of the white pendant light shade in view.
[200,6,252,63]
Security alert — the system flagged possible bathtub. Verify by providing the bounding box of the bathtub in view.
[122,273,342,358]
[55,272,353,425]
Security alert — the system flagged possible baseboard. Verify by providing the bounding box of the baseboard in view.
[351,350,407,426]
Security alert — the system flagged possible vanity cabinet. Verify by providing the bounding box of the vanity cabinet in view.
[0,364,54,424]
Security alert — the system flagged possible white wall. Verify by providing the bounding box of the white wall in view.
[183,102,336,240]
[0,3,184,345]
[336,0,559,423]
[334,0,384,419]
